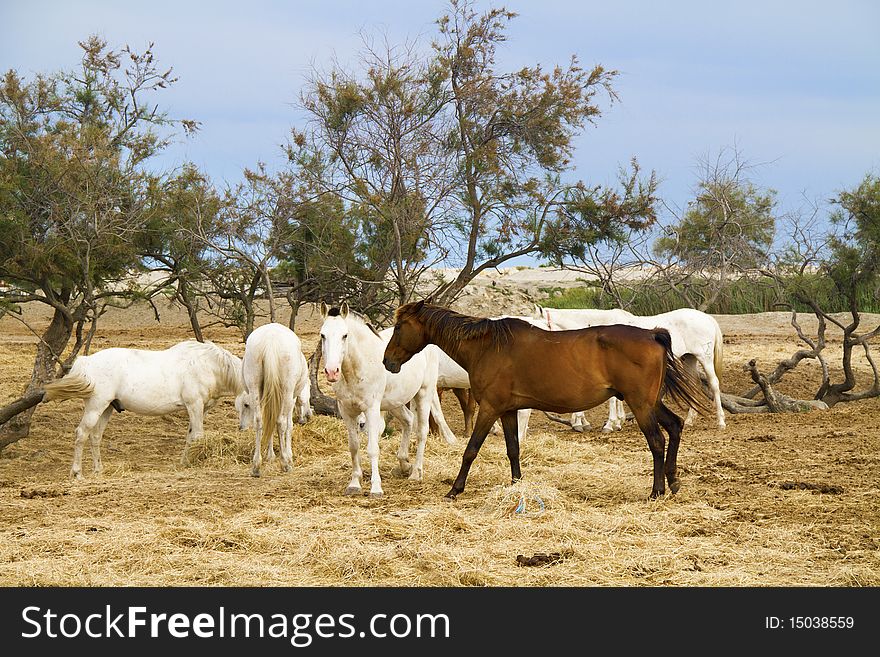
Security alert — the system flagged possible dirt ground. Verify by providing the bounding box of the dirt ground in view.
[1,272,878,586]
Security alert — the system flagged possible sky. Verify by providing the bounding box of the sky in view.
[2,0,879,263]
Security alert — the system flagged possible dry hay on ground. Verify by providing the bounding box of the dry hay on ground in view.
[0,300,878,586]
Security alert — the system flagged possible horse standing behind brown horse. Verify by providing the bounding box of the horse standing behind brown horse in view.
[383,301,712,500]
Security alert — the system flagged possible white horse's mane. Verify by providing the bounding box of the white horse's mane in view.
[174,340,242,393]
[330,307,383,339]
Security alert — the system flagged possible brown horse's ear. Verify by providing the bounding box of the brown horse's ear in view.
[413,299,426,312]
[320,301,329,318]
[424,295,435,306]
[340,301,349,318]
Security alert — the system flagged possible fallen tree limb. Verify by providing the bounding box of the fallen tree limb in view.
[747,359,782,412]
[0,390,47,451]
[543,411,573,427]
[722,359,829,414]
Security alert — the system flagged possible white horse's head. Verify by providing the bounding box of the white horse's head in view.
[319,301,350,383]
[235,391,257,431]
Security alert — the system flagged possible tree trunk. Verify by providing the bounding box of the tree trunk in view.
[177,278,205,342]
[0,305,74,450]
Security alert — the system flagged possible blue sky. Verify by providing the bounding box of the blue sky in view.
[2,0,879,260]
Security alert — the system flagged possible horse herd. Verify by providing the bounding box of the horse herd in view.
[42,301,723,500]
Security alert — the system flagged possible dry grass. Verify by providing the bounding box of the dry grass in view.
[1,300,878,587]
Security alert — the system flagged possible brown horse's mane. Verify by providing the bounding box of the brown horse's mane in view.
[395,302,523,351]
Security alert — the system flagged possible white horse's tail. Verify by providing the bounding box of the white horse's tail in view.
[43,366,94,402]
[713,319,723,384]
[258,339,285,439]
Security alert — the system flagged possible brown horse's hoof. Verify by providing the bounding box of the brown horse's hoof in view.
[669,479,681,494]
[445,490,458,500]
[649,489,665,499]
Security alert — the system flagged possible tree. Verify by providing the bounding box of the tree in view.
[271,185,367,329]
[286,0,657,315]
[291,32,456,315]
[431,0,656,302]
[141,164,221,341]
[0,36,195,448]
[185,164,290,340]
[652,147,776,311]
[722,174,880,413]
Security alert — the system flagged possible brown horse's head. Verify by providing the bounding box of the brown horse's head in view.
[383,299,428,373]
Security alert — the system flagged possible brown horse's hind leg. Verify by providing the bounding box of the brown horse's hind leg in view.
[447,407,498,499]
[499,410,522,484]
[630,403,667,499]
[656,401,684,493]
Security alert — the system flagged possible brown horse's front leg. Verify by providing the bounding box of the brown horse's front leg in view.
[447,408,498,499]
[499,410,522,484]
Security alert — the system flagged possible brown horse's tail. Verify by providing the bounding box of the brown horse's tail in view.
[653,329,713,414]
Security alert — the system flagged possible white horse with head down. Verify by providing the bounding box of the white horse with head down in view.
[236,322,313,477]
[43,340,245,479]
[320,302,455,498]
[533,304,725,431]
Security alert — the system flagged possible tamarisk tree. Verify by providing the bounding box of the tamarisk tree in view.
[0,36,196,448]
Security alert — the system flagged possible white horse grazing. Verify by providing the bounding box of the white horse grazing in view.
[236,322,312,477]
[320,302,454,497]
[534,304,725,430]
[43,340,245,479]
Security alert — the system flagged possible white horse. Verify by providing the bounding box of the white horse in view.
[236,322,312,477]
[43,340,245,479]
[320,302,455,497]
[534,304,725,430]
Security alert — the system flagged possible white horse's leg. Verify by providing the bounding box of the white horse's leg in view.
[339,408,365,495]
[517,408,531,443]
[278,394,296,473]
[389,404,414,478]
[181,399,205,466]
[88,405,114,476]
[71,401,107,480]
[429,386,457,445]
[297,378,313,424]
[570,411,589,433]
[681,356,701,427]
[364,406,385,498]
[615,398,625,429]
[250,398,264,478]
[408,388,434,482]
[697,355,725,429]
[602,399,617,433]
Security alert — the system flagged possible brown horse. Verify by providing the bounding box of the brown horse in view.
[383,301,711,500]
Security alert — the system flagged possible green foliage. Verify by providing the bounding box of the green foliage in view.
[0,36,191,303]
[825,173,880,305]
[654,180,776,268]
[539,162,658,264]
[542,273,880,316]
